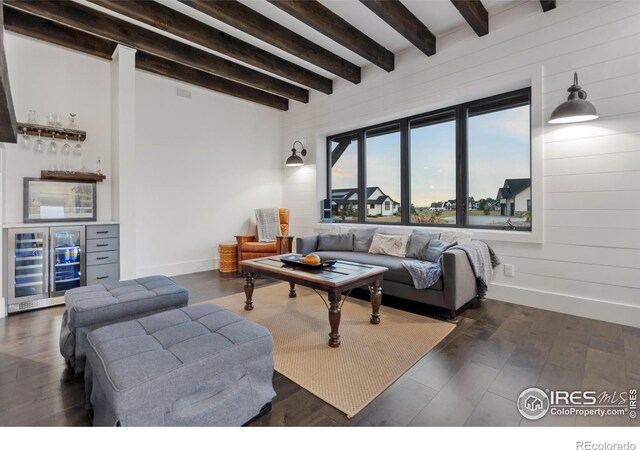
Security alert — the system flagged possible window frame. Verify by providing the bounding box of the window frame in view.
[326,87,532,231]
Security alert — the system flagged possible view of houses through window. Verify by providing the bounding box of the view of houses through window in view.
[329,134,359,222]
[365,125,401,222]
[410,113,457,225]
[467,104,531,229]
[327,88,531,231]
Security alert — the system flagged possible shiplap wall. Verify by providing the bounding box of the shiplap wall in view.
[281,1,640,327]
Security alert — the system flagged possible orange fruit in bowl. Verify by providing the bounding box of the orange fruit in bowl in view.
[303,253,321,265]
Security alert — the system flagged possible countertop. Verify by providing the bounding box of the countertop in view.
[2,221,119,229]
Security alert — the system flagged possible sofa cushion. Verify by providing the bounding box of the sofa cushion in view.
[425,239,457,262]
[369,233,409,258]
[350,227,377,252]
[405,230,440,260]
[241,241,276,253]
[64,276,189,329]
[318,233,353,251]
[314,251,442,290]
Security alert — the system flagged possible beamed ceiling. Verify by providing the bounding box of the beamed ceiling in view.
[2,0,557,112]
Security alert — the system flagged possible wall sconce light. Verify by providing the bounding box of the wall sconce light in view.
[549,72,599,124]
[285,140,307,167]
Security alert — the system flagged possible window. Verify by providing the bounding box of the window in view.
[467,95,531,230]
[365,124,401,223]
[409,112,456,225]
[329,134,359,222]
[326,88,531,231]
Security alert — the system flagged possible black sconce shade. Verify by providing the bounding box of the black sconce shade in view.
[549,72,598,124]
[286,141,307,166]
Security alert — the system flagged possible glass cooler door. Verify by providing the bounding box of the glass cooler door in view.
[50,226,85,296]
[8,228,48,304]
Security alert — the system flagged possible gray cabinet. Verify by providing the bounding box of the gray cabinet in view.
[86,224,120,285]
[87,225,119,239]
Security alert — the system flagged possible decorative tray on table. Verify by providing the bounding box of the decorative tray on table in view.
[280,254,337,270]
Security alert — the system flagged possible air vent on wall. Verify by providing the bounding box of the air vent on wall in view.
[176,88,192,99]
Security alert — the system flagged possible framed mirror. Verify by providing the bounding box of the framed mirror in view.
[23,178,97,223]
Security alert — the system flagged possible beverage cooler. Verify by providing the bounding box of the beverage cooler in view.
[6,226,85,313]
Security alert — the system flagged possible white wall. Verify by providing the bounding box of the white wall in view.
[282,1,640,327]
[111,46,137,279]
[0,34,112,318]
[2,33,112,223]
[0,32,284,317]
[134,71,283,277]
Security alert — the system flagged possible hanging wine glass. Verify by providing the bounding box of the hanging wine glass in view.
[73,136,82,156]
[67,113,77,130]
[35,130,45,152]
[20,127,31,149]
[49,132,58,154]
[62,134,72,154]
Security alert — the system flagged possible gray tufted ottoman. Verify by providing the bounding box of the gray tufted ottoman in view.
[60,276,189,374]
[84,303,275,426]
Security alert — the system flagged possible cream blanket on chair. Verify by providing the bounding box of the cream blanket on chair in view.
[255,208,281,242]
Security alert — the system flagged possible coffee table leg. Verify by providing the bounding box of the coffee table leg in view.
[328,290,342,348]
[370,279,382,324]
[289,282,297,298]
[244,272,256,311]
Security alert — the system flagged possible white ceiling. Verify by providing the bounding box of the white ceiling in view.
[82,0,539,85]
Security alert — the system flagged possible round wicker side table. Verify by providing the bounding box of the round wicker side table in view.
[219,242,238,273]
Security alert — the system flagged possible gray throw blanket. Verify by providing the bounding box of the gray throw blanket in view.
[401,258,443,290]
[455,240,501,298]
[255,208,281,242]
[402,240,501,297]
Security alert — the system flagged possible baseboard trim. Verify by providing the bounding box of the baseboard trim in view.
[136,258,220,278]
[488,283,640,328]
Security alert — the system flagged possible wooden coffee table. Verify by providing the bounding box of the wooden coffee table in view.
[241,254,388,348]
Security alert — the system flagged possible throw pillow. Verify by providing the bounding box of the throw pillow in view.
[405,230,440,260]
[317,233,353,251]
[425,239,457,262]
[368,234,410,258]
[351,227,378,252]
[440,230,472,244]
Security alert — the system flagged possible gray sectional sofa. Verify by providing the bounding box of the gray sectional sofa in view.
[296,232,479,321]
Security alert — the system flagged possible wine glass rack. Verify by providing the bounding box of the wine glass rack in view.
[40,170,105,182]
[17,122,86,142]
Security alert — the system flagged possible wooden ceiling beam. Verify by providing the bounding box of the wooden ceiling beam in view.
[4,6,117,59]
[180,0,361,84]
[360,0,436,57]
[540,1,557,12]
[268,0,395,72]
[450,0,488,37]
[89,0,331,94]
[135,53,288,111]
[3,7,288,111]
[5,0,308,103]
[0,0,17,143]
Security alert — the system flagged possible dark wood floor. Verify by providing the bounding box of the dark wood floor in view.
[0,270,638,426]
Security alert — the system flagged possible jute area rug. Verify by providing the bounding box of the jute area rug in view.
[208,283,455,418]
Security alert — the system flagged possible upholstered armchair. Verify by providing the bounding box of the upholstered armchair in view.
[235,208,293,273]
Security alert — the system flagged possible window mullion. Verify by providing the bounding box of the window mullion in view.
[456,106,468,227]
[400,119,409,225]
[357,129,366,224]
